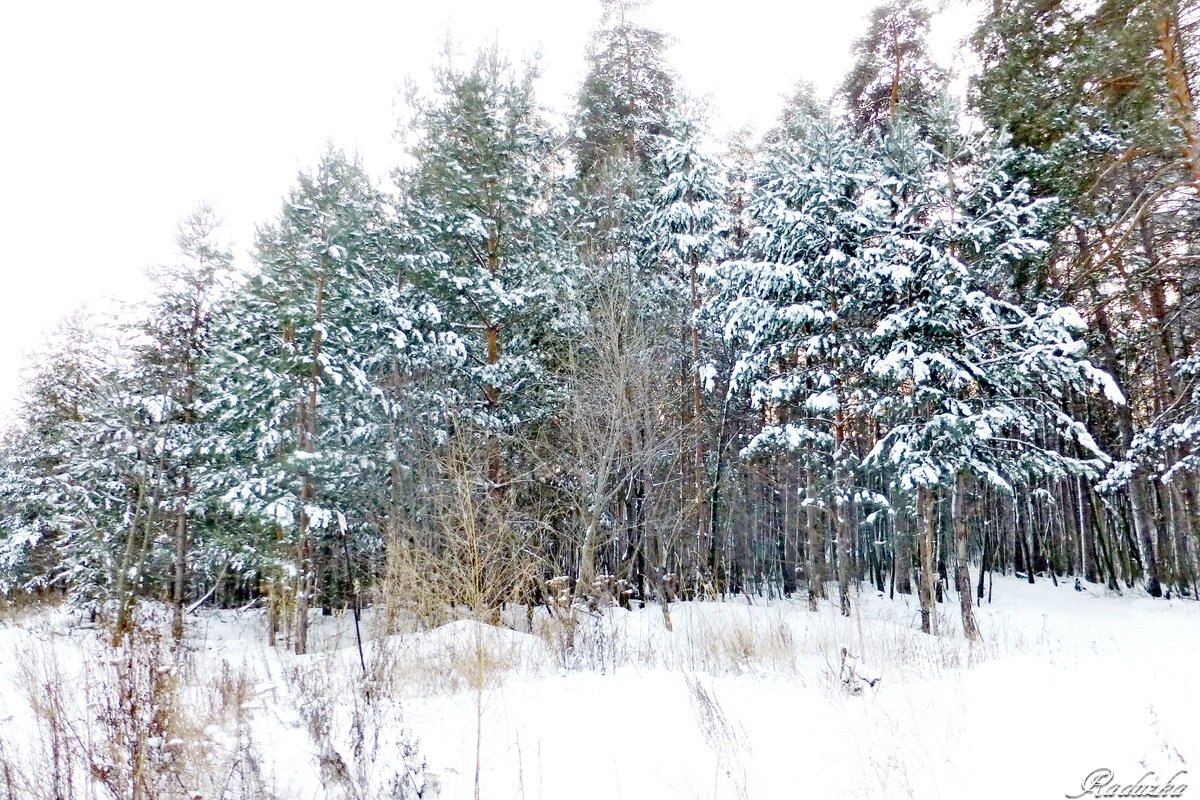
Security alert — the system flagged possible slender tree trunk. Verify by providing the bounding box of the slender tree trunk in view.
[895,510,913,595]
[836,470,852,617]
[707,396,730,591]
[295,273,325,656]
[917,487,936,635]
[953,475,979,641]
[171,491,187,641]
[113,474,149,643]
[172,304,202,641]
[1093,294,1163,596]
[689,253,709,587]
[1078,477,1098,584]
[115,434,168,644]
[805,462,824,611]
[485,189,503,491]
[889,19,902,118]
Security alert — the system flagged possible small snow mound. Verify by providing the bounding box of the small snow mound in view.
[417,619,543,653]
[375,618,552,679]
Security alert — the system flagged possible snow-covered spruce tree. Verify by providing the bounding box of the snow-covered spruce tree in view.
[401,45,581,493]
[0,310,114,602]
[705,114,885,616]
[862,118,1118,638]
[646,118,730,588]
[707,112,1116,629]
[762,81,825,152]
[5,216,235,633]
[4,303,213,627]
[67,355,173,634]
[205,147,456,654]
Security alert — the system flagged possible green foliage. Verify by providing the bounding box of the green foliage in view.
[841,0,948,135]
[574,0,677,176]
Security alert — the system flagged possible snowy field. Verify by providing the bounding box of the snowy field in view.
[0,577,1196,800]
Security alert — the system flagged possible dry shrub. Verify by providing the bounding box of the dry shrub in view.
[375,431,544,636]
[2,626,189,800]
[0,588,63,624]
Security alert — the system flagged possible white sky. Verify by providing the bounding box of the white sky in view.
[0,0,978,420]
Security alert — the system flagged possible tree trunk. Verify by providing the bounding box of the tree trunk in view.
[895,510,913,595]
[917,487,936,635]
[295,273,325,655]
[1093,294,1163,596]
[953,475,979,641]
[836,472,852,617]
[171,497,187,641]
[1156,0,1200,186]
[690,254,709,587]
[805,461,824,611]
[484,184,503,491]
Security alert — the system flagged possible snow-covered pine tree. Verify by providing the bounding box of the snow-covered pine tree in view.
[862,118,1119,637]
[401,45,580,493]
[705,114,884,615]
[973,0,1200,597]
[762,81,825,152]
[647,118,730,586]
[101,207,234,640]
[574,0,677,177]
[70,351,172,637]
[205,147,455,653]
[840,0,948,136]
[0,310,119,605]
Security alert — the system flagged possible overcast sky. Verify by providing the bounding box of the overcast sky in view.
[0,0,978,420]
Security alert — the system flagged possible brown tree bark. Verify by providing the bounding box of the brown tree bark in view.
[894,511,913,595]
[1156,0,1200,186]
[172,302,202,641]
[485,194,503,492]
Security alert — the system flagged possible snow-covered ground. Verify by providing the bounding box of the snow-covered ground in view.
[0,577,1196,800]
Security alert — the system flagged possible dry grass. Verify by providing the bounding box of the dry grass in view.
[0,624,282,800]
[281,657,428,800]
[0,589,64,625]
[686,675,750,800]
[0,615,430,800]
[0,577,1062,800]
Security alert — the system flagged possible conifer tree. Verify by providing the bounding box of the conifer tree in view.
[707,114,882,614]
[206,148,453,653]
[974,0,1200,595]
[0,310,113,600]
[864,120,1117,636]
[110,207,233,639]
[841,0,948,135]
[402,45,580,492]
[647,120,730,583]
[574,0,677,177]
